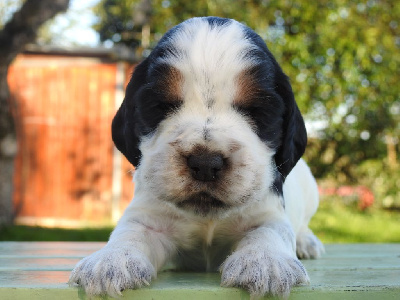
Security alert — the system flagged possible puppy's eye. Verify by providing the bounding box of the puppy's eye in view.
[232,104,259,133]
[159,98,183,114]
[235,104,256,117]
[234,101,263,121]
[233,96,285,146]
[234,91,282,123]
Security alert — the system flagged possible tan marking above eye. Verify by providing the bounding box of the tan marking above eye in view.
[233,67,262,107]
[156,66,184,103]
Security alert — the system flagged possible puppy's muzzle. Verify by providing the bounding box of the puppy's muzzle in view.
[187,153,224,182]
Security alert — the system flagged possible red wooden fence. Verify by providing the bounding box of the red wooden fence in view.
[8,50,136,227]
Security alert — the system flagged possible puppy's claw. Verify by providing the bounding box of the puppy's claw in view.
[142,279,150,286]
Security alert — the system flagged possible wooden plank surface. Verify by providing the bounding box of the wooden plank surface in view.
[0,242,399,299]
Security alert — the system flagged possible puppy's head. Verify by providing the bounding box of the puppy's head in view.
[112,17,307,217]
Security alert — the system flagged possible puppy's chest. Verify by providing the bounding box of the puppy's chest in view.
[172,220,245,271]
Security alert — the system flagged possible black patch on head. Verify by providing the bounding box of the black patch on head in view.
[112,20,189,167]
[234,23,307,188]
[242,26,274,62]
[234,65,285,151]
[205,16,232,28]
[112,52,183,167]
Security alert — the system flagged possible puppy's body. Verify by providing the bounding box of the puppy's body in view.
[115,158,319,270]
[70,17,323,298]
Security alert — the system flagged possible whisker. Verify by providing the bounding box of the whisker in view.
[271,183,280,194]
[274,159,289,180]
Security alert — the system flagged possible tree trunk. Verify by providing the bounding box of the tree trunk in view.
[0,155,16,225]
[0,0,70,227]
[386,134,398,168]
[0,66,17,226]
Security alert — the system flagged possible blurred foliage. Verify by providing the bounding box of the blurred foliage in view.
[356,160,400,208]
[93,0,400,206]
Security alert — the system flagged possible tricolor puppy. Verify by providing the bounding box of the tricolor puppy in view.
[69,17,324,298]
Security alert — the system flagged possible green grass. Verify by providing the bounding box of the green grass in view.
[0,225,113,241]
[310,197,400,243]
[1,200,399,242]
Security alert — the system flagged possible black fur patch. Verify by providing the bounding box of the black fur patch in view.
[205,16,232,28]
[112,60,182,167]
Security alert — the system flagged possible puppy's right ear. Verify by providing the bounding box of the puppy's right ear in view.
[112,59,150,167]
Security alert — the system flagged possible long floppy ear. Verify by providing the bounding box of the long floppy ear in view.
[274,71,307,180]
[111,59,150,167]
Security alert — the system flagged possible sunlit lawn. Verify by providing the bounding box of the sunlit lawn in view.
[1,199,399,243]
[310,197,400,243]
[0,226,112,241]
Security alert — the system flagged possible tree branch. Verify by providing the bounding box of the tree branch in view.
[0,0,70,66]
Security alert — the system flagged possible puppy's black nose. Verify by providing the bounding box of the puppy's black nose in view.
[187,153,224,182]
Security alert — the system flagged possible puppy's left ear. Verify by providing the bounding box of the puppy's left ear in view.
[274,72,307,180]
[111,59,150,167]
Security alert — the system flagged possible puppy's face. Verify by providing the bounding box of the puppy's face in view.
[112,17,307,217]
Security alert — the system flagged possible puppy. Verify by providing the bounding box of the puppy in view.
[69,17,324,298]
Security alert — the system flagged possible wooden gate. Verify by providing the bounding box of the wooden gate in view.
[8,51,135,227]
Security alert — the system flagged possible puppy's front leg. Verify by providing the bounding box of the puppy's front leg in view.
[69,212,176,297]
[221,218,309,298]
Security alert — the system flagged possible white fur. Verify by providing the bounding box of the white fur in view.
[284,159,325,259]
[69,18,323,299]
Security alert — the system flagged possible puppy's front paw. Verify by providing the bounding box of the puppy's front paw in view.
[296,231,325,259]
[220,247,309,299]
[69,246,155,297]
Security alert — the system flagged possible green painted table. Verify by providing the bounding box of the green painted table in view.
[0,242,399,299]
